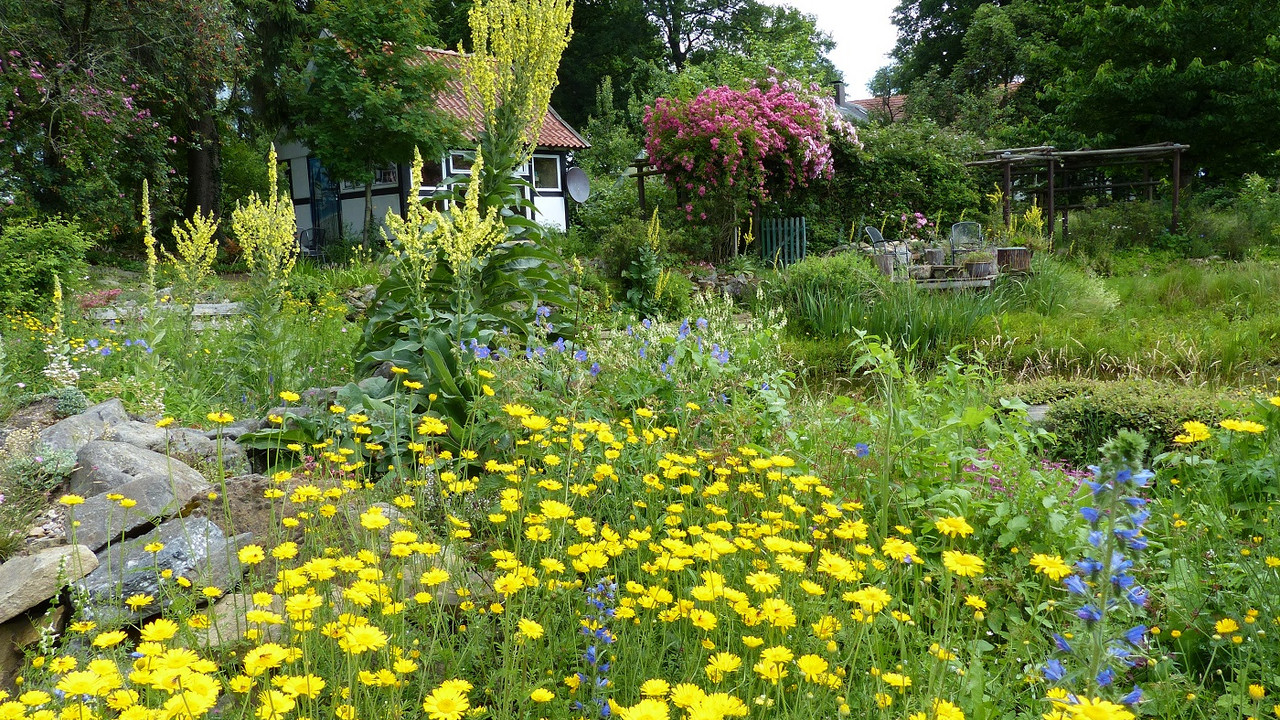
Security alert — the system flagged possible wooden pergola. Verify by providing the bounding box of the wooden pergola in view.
[965,142,1189,240]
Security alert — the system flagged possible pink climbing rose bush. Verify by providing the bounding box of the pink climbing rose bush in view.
[644,75,858,220]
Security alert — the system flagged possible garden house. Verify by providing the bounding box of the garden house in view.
[278,47,589,250]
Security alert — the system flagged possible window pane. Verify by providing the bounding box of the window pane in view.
[373,165,399,186]
[450,152,474,173]
[421,160,443,188]
[533,156,559,190]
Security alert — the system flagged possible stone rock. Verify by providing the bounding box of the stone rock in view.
[0,546,98,624]
[195,593,285,646]
[302,387,343,405]
[0,606,65,689]
[199,420,263,442]
[105,420,247,469]
[3,397,61,435]
[39,399,129,455]
[67,441,207,499]
[194,474,300,547]
[77,517,250,623]
[69,472,211,551]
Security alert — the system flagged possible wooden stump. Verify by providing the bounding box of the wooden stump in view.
[997,247,1032,273]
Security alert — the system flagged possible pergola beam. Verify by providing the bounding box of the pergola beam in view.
[967,142,1190,236]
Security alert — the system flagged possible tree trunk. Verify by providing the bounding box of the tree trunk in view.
[364,175,374,250]
[185,84,221,220]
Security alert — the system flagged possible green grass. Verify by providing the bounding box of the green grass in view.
[774,253,1280,387]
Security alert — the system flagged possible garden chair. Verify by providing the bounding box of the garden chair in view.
[296,227,328,260]
[865,226,908,277]
[863,226,889,252]
[948,221,985,263]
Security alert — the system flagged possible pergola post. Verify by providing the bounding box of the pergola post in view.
[1046,159,1056,239]
[636,164,647,213]
[1002,161,1013,228]
[1171,149,1182,233]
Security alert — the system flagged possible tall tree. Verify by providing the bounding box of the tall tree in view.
[889,0,1009,86]
[283,0,455,240]
[552,0,664,128]
[700,4,838,83]
[1048,1,1280,180]
[641,0,749,70]
[0,0,238,240]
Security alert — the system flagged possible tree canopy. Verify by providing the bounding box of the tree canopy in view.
[880,0,1280,181]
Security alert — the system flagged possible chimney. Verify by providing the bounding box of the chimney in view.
[832,81,846,107]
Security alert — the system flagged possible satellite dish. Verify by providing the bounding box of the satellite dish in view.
[566,167,591,203]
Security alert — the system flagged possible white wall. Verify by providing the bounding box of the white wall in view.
[533,195,566,230]
[290,160,310,201]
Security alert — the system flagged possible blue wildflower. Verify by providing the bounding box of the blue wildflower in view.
[574,349,588,362]
[1076,604,1102,623]
[1052,633,1072,653]
[854,442,870,458]
[1043,658,1066,682]
[1063,575,1089,596]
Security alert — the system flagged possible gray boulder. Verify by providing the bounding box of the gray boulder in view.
[0,545,98,624]
[39,399,129,454]
[199,419,263,442]
[105,420,247,469]
[67,440,207,498]
[77,517,250,623]
[195,592,285,646]
[0,606,65,688]
[69,472,212,551]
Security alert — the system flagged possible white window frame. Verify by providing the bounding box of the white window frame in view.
[340,164,399,193]
[448,151,474,175]
[532,154,561,193]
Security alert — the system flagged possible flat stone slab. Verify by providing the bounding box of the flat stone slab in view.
[1027,404,1049,423]
[88,302,244,321]
[69,472,212,551]
[104,420,247,469]
[77,517,249,623]
[39,399,129,455]
[68,440,207,499]
[0,546,98,624]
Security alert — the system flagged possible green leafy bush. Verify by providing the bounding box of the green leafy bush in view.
[0,216,96,311]
[1040,379,1236,465]
[1059,200,1175,263]
[779,121,984,255]
[1184,210,1254,260]
[653,270,694,319]
[13,387,89,418]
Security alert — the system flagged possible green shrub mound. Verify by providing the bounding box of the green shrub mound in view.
[1027,378,1238,465]
[0,216,96,312]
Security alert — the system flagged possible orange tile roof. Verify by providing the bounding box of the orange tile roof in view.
[414,47,589,150]
[850,94,908,119]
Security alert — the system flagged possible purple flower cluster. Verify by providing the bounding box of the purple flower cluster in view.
[1042,441,1153,709]
[572,580,618,718]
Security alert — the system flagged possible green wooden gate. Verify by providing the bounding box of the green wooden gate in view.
[760,217,807,266]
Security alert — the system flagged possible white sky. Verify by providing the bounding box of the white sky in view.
[762,0,898,96]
